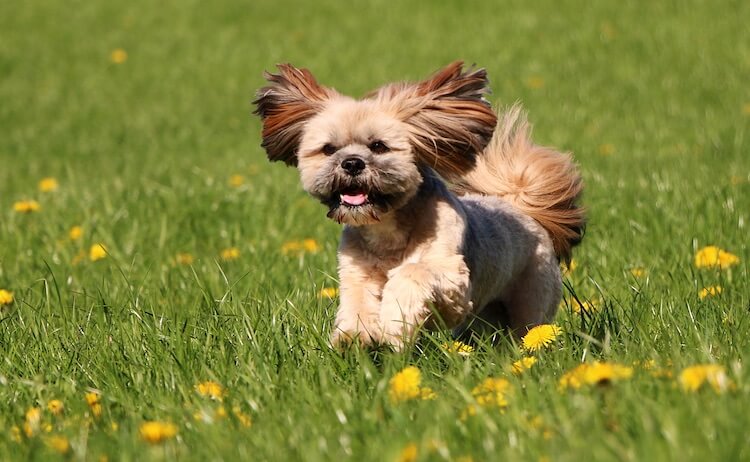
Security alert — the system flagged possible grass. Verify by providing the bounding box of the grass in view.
[1,0,749,460]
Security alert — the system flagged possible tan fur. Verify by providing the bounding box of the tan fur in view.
[452,105,585,261]
[253,63,586,350]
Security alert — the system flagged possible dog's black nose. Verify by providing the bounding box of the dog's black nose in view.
[341,157,366,176]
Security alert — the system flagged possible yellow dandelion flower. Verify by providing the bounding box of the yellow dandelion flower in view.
[561,259,577,276]
[45,435,70,454]
[694,246,739,269]
[85,392,102,418]
[525,76,545,89]
[302,239,320,252]
[89,244,107,261]
[319,287,339,299]
[38,177,59,192]
[196,381,225,400]
[175,252,194,265]
[24,407,42,437]
[281,239,320,255]
[388,366,435,403]
[441,341,474,356]
[698,286,722,299]
[0,289,14,306]
[10,425,22,443]
[13,200,40,213]
[69,226,83,241]
[679,364,733,393]
[110,48,128,64]
[630,267,646,278]
[471,377,511,409]
[47,400,64,415]
[598,143,615,156]
[232,407,252,427]
[229,174,245,187]
[559,362,633,390]
[220,247,240,261]
[397,443,418,462]
[216,406,228,418]
[511,356,537,375]
[139,421,178,444]
[521,324,562,352]
[571,299,601,314]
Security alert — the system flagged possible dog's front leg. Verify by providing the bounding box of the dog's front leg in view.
[330,253,386,348]
[379,255,472,349]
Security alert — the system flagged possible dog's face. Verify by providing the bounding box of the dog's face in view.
[254,62,497,226]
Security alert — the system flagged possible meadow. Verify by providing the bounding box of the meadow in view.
[1,0,749,460]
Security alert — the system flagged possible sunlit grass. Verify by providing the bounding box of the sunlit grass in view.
[1,0,749,460]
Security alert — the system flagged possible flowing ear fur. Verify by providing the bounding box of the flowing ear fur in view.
[374,61,497,178]
[253,64,336,165]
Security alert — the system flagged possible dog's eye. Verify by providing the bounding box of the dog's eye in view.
[322,144,337,155]
[369,141,389,154]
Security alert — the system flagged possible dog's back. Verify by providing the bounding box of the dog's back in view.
[451,105,585,263]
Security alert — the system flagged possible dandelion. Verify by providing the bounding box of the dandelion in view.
[110,48,128,64]
[694,246,739,269]
[521,324,562,352]
[220,247,240,261]
[598,143,615,156]
[319,287,338,299]
[679,364,733,393]
[175,252,194,265]
[511,357,537,375]
[571,299,601,314]
[388,366,436,403]
[228,174,245,187]
[698,286,722,299]
[196,381,225,400]
[38,177,59,192]
[89,244,107,262]
[0,289,14,306]
[24,407,42,437]
[472,377,511,409]
[525,76,545,89]
[281,239,320,255]
[69,226,83,241]
[561,259,577,276]
[630,267,646,278]
[13,200,40,213]
[397,443,418,462]
[441,341,474,356]
[47,400,64,415]
[10,426,22,443]
[45,436,70,454]
[139,421,178,444]
[559,362,634,390]
[232,407,252,427]
[85,392,102,418]
[633,359,673,379]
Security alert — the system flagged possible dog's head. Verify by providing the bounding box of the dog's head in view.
[253,62,497,225]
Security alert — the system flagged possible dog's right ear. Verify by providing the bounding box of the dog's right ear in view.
[253,64,336,165]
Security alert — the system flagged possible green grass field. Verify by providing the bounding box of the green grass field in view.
[2,0,749,460]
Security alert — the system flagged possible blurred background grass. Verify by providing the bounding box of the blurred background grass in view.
[1,0,749,460]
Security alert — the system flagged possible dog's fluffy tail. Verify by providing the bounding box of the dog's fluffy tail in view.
[452,105,585,261]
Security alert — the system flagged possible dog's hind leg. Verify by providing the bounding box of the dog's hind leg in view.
[502,244,562,337]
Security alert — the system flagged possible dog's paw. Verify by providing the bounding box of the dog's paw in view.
[330,327,376,350]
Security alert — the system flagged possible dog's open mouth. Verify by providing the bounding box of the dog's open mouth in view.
[339,188,370,207]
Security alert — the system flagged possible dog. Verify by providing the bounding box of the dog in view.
[253,62,584,349]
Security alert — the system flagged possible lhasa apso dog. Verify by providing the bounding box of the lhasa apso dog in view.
[254,62,584,349]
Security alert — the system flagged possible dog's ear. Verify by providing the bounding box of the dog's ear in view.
[377,62,497,178]
[253,64,336,165]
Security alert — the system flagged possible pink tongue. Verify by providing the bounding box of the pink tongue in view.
[341,192,367,206]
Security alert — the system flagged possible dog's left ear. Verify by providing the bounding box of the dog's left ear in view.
[253,64,336,165]
[377,62,497,178]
